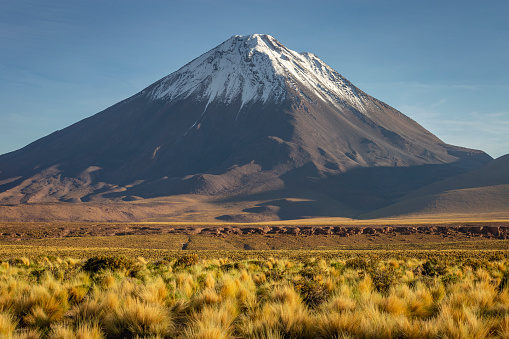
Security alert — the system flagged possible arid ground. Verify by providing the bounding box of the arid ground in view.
[1,216,508,259]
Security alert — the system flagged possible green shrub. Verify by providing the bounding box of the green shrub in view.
[330,262,344,270]
[441,274,460,286]
[233,262,246,270]
[489,253,505,261]
[303,257,318,267]
[221,263,235,272]
[461,258,488,270]
[299,267,318,280]
[265,270,285,281]
[421,259,446,277]
[370,268,396,293]
[294,279,330,308]
[29,268,46,283]
[83,255,137,275]
[345,257,369,270]
[173,254,199,268]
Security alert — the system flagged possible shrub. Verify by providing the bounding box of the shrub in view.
[330,262,344,270]
[299,267,317,280]
[174,254,199,268]
[83,256,137,275]
[489,253,505,261]
[265,270,285,282]
[8,258,30,266]
[461,258,488,271]
[233,262,246,270]
[345,258,369,270]
[29,268,47,283]
[294,279,330,308]
[441,274,459,287]
[421,259,446,277]
[221,263,235,272]
[370,268,397,293]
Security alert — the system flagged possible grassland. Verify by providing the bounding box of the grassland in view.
[2,231,509,262]
[1,220,509,338]
[3,252,509,338]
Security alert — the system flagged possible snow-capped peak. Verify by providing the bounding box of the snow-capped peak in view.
[149,34,366,112]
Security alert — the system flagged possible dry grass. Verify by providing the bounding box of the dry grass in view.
[1,252,509,337]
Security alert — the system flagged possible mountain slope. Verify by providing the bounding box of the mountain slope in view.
[363,154,509,218]
[0,34,492,220]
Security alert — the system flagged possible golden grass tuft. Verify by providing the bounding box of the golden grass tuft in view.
[357,275,373,295]
[204,273,216,289]
[219,275,239,299]
[0,311,17,337]
[47,324,75,339]
[75,322,104,339]
[67,298,105,324]
[191,288,222,311]
[68,285,89,304]
[497,315,509,338]
[383,294,407,316]
[252,273,266,285]
[325,294,356,313]
[314,311,360,338]
[13,328,42,339]
[184,300,238,339]
[271,284,301,307]
[47,322,104,339]
[102,297,173,338]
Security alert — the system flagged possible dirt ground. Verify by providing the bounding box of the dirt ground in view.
[1,220,508,253]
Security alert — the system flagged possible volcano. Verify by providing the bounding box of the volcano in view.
[0,34,492,221]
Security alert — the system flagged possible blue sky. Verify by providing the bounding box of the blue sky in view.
[1,0,508,158]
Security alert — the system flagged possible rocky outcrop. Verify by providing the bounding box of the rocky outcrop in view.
[1,223,508,241]
[191,224,509,238]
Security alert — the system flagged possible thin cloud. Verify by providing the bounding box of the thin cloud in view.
[360,81,509,92]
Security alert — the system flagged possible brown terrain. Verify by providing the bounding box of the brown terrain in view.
[2,219,509,242]
[0,218,508,258]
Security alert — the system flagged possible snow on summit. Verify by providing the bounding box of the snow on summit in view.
[149,34,366,112]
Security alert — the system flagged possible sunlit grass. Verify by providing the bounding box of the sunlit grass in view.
[1,253,509,337]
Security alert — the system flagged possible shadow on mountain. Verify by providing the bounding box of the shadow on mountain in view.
[244,199,349,220]
[360,154,509,219]
[214,158,492,220]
